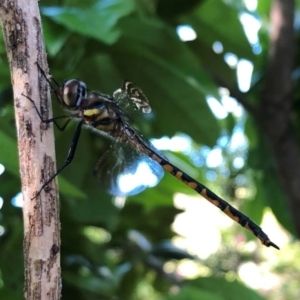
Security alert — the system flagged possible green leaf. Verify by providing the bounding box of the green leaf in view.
[0,204,24,299]
[41,0,136,45]
[184,0,255,60]
[0,128,19,177]
[152,241,195,260]
[167,286,223,300]
[43,17,72,56]
[188,276,266,300]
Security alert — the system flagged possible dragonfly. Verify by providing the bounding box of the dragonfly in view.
[24,66,279,250]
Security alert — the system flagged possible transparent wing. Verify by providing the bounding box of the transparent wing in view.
[113,80,151,114]
[123,122,169,162]
[95,144,164,196]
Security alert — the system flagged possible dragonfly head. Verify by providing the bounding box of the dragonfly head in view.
[59,79,87,109]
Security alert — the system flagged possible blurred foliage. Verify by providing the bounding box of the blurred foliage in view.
[0,0,299,299]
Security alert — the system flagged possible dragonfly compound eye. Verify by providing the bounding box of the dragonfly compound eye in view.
[63,79,87,108]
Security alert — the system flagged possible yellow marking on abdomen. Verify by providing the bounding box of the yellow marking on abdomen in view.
[150,153,163,164]
[174,171,183,179]
[200,189,220,207]
[187,181,197,189]
[223,206,239,222]
[244,223,253,233]
[162,164,173,172]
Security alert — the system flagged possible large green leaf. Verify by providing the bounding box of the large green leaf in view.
[41,0,136,45]
[185,0,255,60]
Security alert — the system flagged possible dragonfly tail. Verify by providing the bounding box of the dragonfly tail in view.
[149,152,279,250]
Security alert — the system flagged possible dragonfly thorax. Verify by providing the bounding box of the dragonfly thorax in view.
[81,99,122,136]
[60,79,87,109]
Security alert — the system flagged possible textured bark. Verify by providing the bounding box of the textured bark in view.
[0,0,61,299]
[259,0,300,235]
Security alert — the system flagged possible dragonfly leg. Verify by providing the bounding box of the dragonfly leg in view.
[32,120,84,199]
[22,93,71,131]
[35,62,61,89]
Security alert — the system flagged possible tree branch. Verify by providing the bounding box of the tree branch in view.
[259,0,300,235]
[0,1,61,299]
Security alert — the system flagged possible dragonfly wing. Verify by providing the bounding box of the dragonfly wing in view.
[95,145,164,196]
[113,80,151,114]
[124,122,169,162]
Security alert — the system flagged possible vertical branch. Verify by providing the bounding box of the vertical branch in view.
[259,0,300,235]
[0,1,61,299]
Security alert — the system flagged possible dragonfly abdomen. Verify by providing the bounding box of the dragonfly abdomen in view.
[148,151,279,249]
